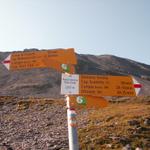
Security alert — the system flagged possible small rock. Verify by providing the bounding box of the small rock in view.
[136,126,149,132]
[119,137,130,145]
[122,144,131,150]
[49,145,61,150]
[46,122,54,126]
[135,147,143,150]
[106,144,112,148]
[106,116,114,122]
[128,120,140,126]
[1,143,14,150]
[144,118,150,126]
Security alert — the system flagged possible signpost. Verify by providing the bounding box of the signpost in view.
[1,48,142,150]
[61,73,141,97]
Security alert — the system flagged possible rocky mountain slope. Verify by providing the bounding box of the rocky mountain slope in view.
[0,50,150,97]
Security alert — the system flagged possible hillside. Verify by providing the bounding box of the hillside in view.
[0,50,150,97]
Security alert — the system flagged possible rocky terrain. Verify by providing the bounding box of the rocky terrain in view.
[0,96,150,150]
[0,96,68,150]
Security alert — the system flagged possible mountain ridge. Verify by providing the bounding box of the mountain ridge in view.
[0,50,150,97]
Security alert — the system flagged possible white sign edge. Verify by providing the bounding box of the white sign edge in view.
[2,54,11,70]
[132,77,141,96]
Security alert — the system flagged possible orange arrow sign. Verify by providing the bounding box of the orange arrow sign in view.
[69,95,108,109]
[2,48,77,71]
[61,74,141,97]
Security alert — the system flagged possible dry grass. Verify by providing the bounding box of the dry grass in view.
[78,97,150,150]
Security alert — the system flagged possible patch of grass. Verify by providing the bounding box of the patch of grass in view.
[78,97,150,149]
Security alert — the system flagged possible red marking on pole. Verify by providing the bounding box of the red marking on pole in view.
[70,123,77,127]
[3,60,10,64]
[69,108,75,111]
[134,84,142,88]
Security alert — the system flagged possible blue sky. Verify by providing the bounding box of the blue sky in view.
[0,0,150,64]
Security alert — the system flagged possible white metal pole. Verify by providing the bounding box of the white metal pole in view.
[66,96,79,150]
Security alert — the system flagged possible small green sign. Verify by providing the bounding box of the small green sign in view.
[61,64,70,73]
[76,96,87,105]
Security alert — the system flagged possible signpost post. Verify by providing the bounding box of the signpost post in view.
[66,96,79,150]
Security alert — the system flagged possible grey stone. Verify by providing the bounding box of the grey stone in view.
[122,144,131,150]
[128,120,140,126]
[135,147,143,150]
[144,118,150,126]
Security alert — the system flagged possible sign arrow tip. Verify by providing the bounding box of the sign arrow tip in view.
[2,54,11,70]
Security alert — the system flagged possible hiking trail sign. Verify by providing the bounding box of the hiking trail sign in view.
[2,48,76,73]
[61,73,141,97]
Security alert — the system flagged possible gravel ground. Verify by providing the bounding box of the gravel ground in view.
[0,97,69,150]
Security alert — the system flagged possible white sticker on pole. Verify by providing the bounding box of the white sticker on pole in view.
[61,73,79,95]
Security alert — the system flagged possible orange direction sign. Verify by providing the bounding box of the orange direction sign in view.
[61,74,141,97]
[2,48,77,71]
[69,95,108,109]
